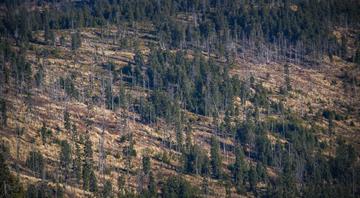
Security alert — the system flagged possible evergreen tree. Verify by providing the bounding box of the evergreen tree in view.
[0,150,24,197]
[210,136,222,179]
[89,170,98,192]
[354,47,360,66]
[64,110,71,132]
[248,165,258,194]
[26,150,44,177]
[71,31,82,51]
[74,142,82,184]
[275,156,298,198]
[82,161,91,191]
[142,155,151,175]
[34,64,44,88]
[233,145,246,194]
[39,122,51,145]
[83,134,94,191]
[60,140,72,183]
[0,99,7,127]
[103,180,113,198]
[148,171,157,198]
[161,176,198,198]
[117,174,126,196]
[284,64,291,94]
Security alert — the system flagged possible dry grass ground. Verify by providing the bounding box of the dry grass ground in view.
[1,25,359,197]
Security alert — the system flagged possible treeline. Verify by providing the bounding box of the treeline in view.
[1,0,360,64]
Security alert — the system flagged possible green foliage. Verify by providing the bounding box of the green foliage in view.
[60,76,79,99]
[82,133,94,190]
[63,110,71,131]
[231,145,246,194]
[74,142,82,184]
[26,150,44,177]
[142,155,151,175]
[39,122,52,145]
[0,99,7,127]
[148,171,157,198]
[248,165,258,194]
[0,147,24,197]
[284,64,291,93]
[34,64,45,88]
[354,47,360,65]
[60,140,72,179]
[210,136,222,179]
[71,31,82,51]
[161,176,199,198]
[26,182,63,198]
[103,180,113,198]
[183,144,209,176]
[89,170,98,192]
[117,174,126,197]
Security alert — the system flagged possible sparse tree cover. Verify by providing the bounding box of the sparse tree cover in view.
[0,145,24,197]
[39,122,52,145]
[0,0,359,198]
[26,150,44,177]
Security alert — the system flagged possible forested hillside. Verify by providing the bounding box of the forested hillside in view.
[0,0,359,197]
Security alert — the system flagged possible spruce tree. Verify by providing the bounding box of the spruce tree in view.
[233,145,246,194]
[74,142,82,184]
[142,155,151,175]
[60,140,72,183]
[83,134,93,191]
[89,170,98,192]
[0,99,7,127]
[71,31,82,51]
[26,151,44,177]
[248,165,258,194]
[0,151,24,197]
[210,136,222,179]
[148,171,157,197]
[103,180,113,198]
[63,110,71,132]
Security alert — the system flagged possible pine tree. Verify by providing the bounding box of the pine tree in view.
[148,171,157,198]
[26,150,44,177]
[284,64,291,93]
[71,31,82,51]
[142,155,151,175]
[64,110,71,132]
[103,180,113,198]
[210,136,222,179]
[60,140,72,183]
[201,175,209,196]
[89,170,98,192]
[83,134,93,191]
[82,161,91,191]
[354,47,360,66]
[248,165,258,194]
[34,64,44,88]
[117,174,126,196]
[0,151,24,197]
[74,142,82,184]
[233,145,246,194]
[0,99,7,127]
[39,122,50,145]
